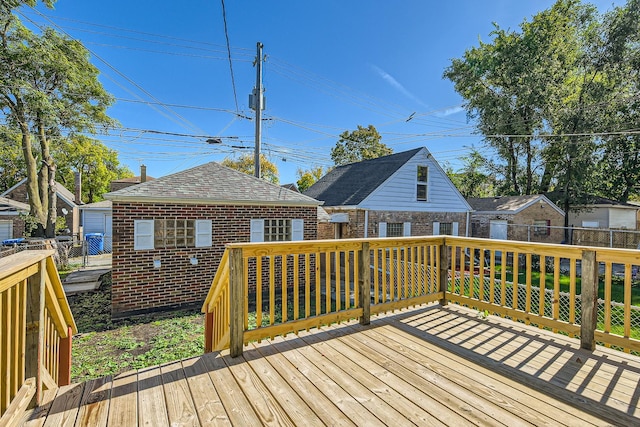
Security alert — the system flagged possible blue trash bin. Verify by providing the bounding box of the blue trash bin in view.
[2,237,25,246]
[85,233,104,255]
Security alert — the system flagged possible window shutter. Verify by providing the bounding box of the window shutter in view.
[292,219,304,241]
[379,222,387,238]
[433,222,440,236]
[195,220,212,247]
[452,222,459,236]
[250,219,264,242]
[546,220,551,236]
[403,222,411,237]
[134,220,154,250]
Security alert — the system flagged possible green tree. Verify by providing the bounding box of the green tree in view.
[221,153,279,184]
[296,166,326,192]
[330,125,392,166]
[0,126,25,191]
[445,149,497,198]
[444,0,640,239]
[0,6,114,236]
[54,136,132,203]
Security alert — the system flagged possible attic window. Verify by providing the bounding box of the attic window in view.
[417,166,428,201]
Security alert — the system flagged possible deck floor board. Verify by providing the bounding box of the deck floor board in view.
[27,304,640,426]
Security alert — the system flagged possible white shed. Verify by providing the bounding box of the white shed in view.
[80,200,112,251]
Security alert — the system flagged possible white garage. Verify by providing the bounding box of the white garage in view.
[80,200,113,252]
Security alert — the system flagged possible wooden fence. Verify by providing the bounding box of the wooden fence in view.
[0,251,77,424]
[203,236,640,357]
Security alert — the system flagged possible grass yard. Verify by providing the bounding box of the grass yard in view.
[68,273,204,383]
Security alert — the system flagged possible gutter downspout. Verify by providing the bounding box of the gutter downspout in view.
[466,211,470,237]
[364,210,369,238]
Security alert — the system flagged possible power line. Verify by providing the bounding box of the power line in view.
[220,0,240,114]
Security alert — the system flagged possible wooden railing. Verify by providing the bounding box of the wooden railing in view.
[203,236,640,357]
[0,250,77,424]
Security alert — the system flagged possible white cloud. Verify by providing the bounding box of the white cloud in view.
[438,106,464,117]
[370,64,427,107]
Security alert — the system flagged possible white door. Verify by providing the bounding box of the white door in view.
[0,220,12,241]
[489,220,508,240]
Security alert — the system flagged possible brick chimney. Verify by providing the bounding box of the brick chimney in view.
[140,164,147,183]
[74,171,82,204]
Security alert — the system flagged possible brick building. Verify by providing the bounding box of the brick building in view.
[0,197,29,241]
[1,179,79,237]
[467,195,565,243]
[304,147,472,239]
[104,162,321,317]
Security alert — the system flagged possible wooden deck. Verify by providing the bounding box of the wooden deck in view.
[21,304,640,426]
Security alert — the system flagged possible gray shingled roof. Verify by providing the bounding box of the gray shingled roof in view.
[303,148,422,206]
[467,195,548,213]
[104,162,320,206]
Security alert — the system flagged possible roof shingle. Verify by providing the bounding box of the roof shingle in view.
[303,148,422,206]
[104,162,320,206]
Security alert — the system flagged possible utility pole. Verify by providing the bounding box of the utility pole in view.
[252,42,264,179]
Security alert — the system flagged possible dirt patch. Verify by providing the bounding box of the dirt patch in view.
[68,273,204,382]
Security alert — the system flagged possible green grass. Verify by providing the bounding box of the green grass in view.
[68,274,204,383]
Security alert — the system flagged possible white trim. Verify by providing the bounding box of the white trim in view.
[250,219,264,242]
[195,220,212,247]
[292,219,304,241]
[134,220,154,250]
[379,222,387,238]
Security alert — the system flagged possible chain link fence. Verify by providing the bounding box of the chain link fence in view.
[505,223,640,249]
[0,234,112,268]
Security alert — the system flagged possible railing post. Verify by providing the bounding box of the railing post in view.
[580,250,598,351]
[58,326,72,386]
[204,312,214,353]
[25,259,46,406]
[358,242,371,325]
[229,247,245,358]
[439,239,450,306]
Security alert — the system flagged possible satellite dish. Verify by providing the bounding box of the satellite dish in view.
[61,208,68,215]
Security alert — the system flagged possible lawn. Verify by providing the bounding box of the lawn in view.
[68,273,204,383]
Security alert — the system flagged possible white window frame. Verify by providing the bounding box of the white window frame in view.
[250,218,304,242]
[433,221,459,236]
[195,220,212,247]
[134,219,154,250]
[417,165,428,201]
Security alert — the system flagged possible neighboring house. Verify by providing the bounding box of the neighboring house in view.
[303,147,472,240]
[79,200,113,252]
[566,196,639,230]
[0,197,29,241]
[104,161,321,317]
[1,179,79,237]
[109,164,155,192]
[467,195,565,243]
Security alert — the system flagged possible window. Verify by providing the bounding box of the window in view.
[439,222,453,236]
[387,223,404,237]
[417,166,428,201]
[378,222,411,237]
[533,220,550,236]
[134,218,211,250]
[155,219,195,248]
[264,219,291,242]
[433,221,459,236]
[251,219,304,242]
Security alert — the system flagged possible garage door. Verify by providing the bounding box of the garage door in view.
[0,220,12,241]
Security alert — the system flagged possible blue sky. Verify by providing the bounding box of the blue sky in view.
[21,0,625,184]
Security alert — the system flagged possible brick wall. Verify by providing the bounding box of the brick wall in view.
[471,203,564,243]
[4,182,76,236]
[320,208,469,238]
[111,202,317,317]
